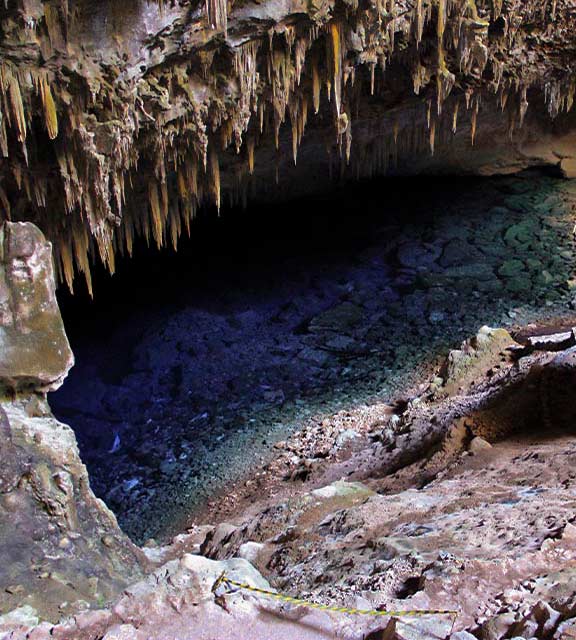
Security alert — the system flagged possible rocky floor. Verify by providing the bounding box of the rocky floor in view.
[6,321,576,639]
[51,173,576,543]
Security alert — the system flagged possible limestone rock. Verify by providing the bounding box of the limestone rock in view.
[0,400,145,622]
[2,0,576,293]
[0,222,73,394]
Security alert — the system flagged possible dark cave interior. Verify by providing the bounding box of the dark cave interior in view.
[50,169,576,542]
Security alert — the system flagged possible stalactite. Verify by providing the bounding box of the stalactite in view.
[415,0,424,45]
[44,1,68,51]
[209,147,221,211]
[312,57,321,114]
[492,0,503,20]
[470,98,479,145]
[0,0,573,291]
[437,0,447,65]
[1,66,27,143]
[148,180,163,249]
[60,239,75,294]
[38,75,59,140]
[330,23,343,116]
[519,86,529,127]
[177,168,189,200]
[246,135,255,174]
[452,99,459,133]
[0,101,8,157]
[0,185,10,218]
[206,0,227,31]
[72,226,93,297]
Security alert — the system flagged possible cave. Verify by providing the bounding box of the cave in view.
[2,1,576,639]
[50,170,576,545]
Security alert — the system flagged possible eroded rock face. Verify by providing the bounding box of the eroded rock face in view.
[0,399,145,623]
[0,221,73,393]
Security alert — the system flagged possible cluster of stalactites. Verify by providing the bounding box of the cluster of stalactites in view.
[1,0,575,295]
[48,0,576,292]
[0,64,59,158]
[0,63,61,233]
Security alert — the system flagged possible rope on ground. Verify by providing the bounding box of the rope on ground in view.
[212,572,459,622]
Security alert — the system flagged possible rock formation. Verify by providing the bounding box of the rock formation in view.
[2,2,576,637]
[0,221,73,394]
[1,1,576,292]
[0,221,145,624]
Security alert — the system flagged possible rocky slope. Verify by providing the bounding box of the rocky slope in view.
[5,315,576,639]
[1,1,576,294]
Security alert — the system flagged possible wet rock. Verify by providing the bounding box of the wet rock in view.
[0,222,74,393]
[504,223,535,248]
[439,239,481,268]
[498,260,526,278]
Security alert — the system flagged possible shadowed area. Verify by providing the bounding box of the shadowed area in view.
[50,171,576,543]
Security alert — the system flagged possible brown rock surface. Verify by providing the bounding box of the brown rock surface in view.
[3,322,576,639]
[0,399,145,624]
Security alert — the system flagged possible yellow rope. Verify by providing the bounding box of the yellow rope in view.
[212,572,458,620]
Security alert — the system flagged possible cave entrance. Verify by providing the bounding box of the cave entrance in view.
[51,171,576,544]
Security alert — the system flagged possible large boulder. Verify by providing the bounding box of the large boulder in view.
[0,222,74,394]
